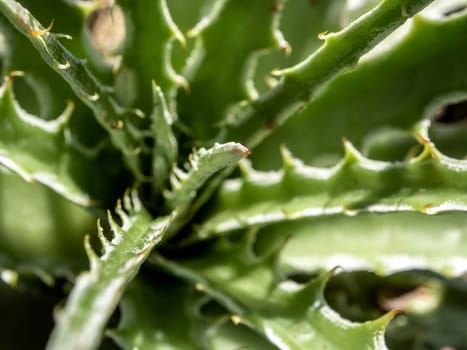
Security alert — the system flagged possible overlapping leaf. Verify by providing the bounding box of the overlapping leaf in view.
[115,0,186,112]
[46,191,170,350]
[252,4,467,168]
[0,0,146,178]
[198,120,467,238]
[177,0,289,140]
[152,232,395,349]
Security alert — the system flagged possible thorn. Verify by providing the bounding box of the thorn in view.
[238,159,252,177]
[57,61,71,70]
[30,19,54,37]
[230,315,242,325]
[271,2,284,13]
[280,144,295,169]
[195,283,205,291]
[54,33,72,40]
[318,31,329,40]
[84,235,99,270]
[343,205,358,216]
[232,144,251,157]
[7,71,25,80]
[1,269,18,288]
[422,203,435,214]
[87,92,100,101]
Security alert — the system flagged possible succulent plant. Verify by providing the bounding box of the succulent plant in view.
[0,0,466,349]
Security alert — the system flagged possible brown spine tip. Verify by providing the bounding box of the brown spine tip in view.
[30,19,54,37]
[271,3,284,13]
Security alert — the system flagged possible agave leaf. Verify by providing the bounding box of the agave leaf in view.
[276,212,467,277]
[152,233,394,350]
[220,0,436,149]
[0,74,94,205]
[0,74,131,206]
[0,0,146,178]
[151,81,178,192]
[115,0,186,112]
[177,0,288,140]
[254,0,347,95]
[197,122,467,238]
[46,191,171,350]
[165,142,250,210]
[252,6,467,168]
[110,274,279,349]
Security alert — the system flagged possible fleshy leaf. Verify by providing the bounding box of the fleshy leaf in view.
[278,212,467,277]
[152,233,394,349]
[46,191,170,350]
[151,81,178,192]
[0,74,92,205]
[177,0,288,140]
[197,121,467,237]
[165,142,250,210]
[115,0,186,112]
[252,6,467,168]
[254,0,347,95]
[220,0,436,149]
[0,0,145,178]
[110,275,277,349]
[0,74,130,207]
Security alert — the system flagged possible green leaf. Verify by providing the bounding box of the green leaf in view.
[115,0,186,112]
[165,142,250,210]
[197,121,467,238]
[277,212,467,277]
[151,81,178,192]
[252,7,467,168]
[0,75,91,205]
[0,0,145,178]
[221,0,436,149]
[111,275,278,350]
[46,191,170,350]
[177,0,288,140]
[0,74,131,206]
[152,232,395,349]
[254,0,347,95]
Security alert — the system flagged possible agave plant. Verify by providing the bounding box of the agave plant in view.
[0,0,466,349]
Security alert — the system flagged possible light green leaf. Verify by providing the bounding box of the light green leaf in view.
[46,191,170,350]
[277,212,467,277]
[165,142,250,210]
[197,122,467,238]
[152,233,395,350]
[252,6,467,168]
[0,0,145,178]
[151,81,178,192]
[178,0,288,140]
[115,0,186,112]
[221,0,436,149]
[0,74,91,205]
